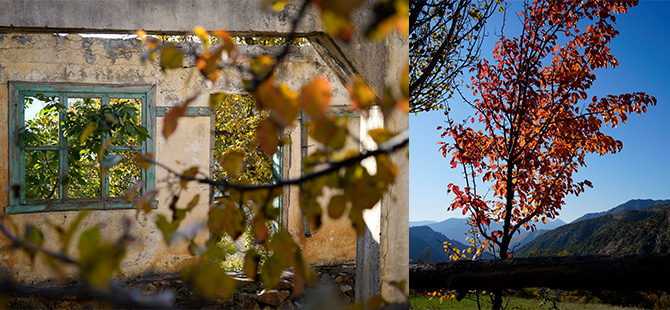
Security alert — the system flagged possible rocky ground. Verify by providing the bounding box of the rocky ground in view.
[6,263,356,309]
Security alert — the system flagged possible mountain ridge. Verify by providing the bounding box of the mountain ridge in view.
[409,225,468,263]
[572,199,670,223]
[517,204,670,257]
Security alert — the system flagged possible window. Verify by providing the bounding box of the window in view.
[211,94,283,227]
[7,82,156,213]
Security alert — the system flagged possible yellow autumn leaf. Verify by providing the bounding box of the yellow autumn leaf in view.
[160,44,183,70]
[347,75,377,116]
[79,121,97,144]
[134,152,153,170]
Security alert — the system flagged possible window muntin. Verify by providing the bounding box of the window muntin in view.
[7,82,156,213]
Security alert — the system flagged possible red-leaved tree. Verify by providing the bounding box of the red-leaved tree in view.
[438,0,655,308]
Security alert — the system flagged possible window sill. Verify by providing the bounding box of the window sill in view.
[4,199,158,214]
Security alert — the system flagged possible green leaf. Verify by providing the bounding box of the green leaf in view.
[269,231,297,266]
[78,227,101,261]
[209,92,226,110]
[24,225,45,261]
[260,254,286,290]
[308,117,347,151]
[208,200,246,240]
[220,150,246,179]
[368,128,395,145]
[243,249,261,280]
[160,44,184,70]
[180,166,199,189]
[327,194,347,219]
[60,211,89,253]
[348,207,366,236]
[375,154,398,184]
[156,214,180,243]
[182,260,237,299]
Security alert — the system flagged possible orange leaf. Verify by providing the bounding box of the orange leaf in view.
[298,77,331,119]
[252,215,269,244]
[347,75,376,116]
[256,118,280,156]
[162,95,197,139]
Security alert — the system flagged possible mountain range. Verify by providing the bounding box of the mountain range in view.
[409,226,468,263]
[571,199,670,223]
[410,199,670,260]
[413,217,565,248]
[517,202,670,257]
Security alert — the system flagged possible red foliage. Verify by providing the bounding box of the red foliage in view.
[439,0,655,259]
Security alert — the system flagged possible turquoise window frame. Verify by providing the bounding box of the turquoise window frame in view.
[6,82,156,213]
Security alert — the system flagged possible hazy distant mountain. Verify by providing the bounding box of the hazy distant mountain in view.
[428,217,565,245]
[427,218,469,244]
[409,220,438,227]
[409,226,468,263]
[572,199,670,223]
[517,204,670,257]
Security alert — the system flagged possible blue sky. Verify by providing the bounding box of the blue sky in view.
[410,0,670,223]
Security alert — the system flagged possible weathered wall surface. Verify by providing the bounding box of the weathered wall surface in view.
[0,33,358,283]
[284,119,361,264]
[379,31,409,302]
[0,0,324,36]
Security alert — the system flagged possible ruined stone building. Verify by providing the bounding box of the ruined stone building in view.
[0,0,408,303]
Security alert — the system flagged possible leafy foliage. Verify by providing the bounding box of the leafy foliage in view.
[438,1,655,308]
[3,0,409,308]
[410,0,500,113]
[22,96,150,199]
[212,94,273,185]
[138,0,409,300]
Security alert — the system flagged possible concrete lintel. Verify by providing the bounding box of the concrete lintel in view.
[0,0,324,35]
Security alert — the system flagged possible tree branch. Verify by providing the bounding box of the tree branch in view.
[145,129,408,192]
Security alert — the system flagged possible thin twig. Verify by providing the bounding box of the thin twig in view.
[144,129,408,191]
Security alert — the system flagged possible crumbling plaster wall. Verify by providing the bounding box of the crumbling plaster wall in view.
[0,32,358,283]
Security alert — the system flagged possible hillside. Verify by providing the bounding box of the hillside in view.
[572,199,670,223]
[509,229,548,250]
[518,204,670,257]
[409,226,468,263]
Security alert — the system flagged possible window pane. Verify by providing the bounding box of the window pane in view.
[23,95,60,147]
[110,98,144,146]
[109,151,142,198]
[24,150,60,199]
[66,148,101,198]
[65,97,102,148]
